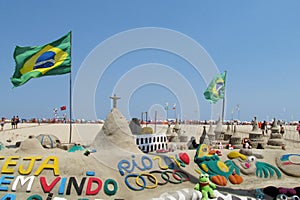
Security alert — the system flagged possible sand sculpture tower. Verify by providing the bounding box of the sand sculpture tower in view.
[199,126,210,145]
[214,118,224,140]
[166,123,177,142]
[173,122,187,142]
[110,94,120,109]
[249,117,265,148]
[267,118,284,147]
[92,104,142,154]
[173,122,180,133]
[207,123,215,145]
[226,123,231,132]
[224,122,233,141]
[229,124,242,149]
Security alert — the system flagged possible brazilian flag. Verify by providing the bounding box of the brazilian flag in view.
[203,71,227,103]
[11,32,71,87]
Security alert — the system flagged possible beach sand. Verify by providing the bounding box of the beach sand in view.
[0,112,299,200]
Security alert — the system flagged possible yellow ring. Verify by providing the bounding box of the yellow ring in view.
[135,173,158,189]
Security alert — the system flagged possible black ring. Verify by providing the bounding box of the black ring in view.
[148,170,169,185]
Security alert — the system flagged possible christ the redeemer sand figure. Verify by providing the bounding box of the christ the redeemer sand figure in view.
[110,94,121,109]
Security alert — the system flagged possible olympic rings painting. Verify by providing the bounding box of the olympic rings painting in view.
[117,153,191,191]
[124,170,190,191]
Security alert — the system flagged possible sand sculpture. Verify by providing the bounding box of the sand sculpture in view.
[214,118,224,140]
[248,117,265,148]
[224,123,233,141]
[229,124,242,149]
[207,123,215,145]
[194,144,244,186]
[226,151,281,178]
[276,153,300,177]
[1,103,300,199]
[267,118,284,147]
[129,118,168,153]
[199,126,210,146]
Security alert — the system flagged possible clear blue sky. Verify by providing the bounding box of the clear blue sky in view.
[1,1,300,122]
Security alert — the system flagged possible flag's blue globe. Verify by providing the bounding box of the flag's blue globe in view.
[34,51,56,69]
[216,82,224,96]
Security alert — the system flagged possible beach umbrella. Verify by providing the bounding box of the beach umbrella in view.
[36,134,61,148]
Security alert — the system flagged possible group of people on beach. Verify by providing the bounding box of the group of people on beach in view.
[260,120,285,135]
[0,116,21,131]
[260,120,300,137]
[0,116,21,130]
[11,116,20,129]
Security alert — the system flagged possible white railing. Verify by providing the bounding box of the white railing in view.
[134,133,168,152]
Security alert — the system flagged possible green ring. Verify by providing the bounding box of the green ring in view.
[27,194,43,200]
[104,179,118,196]
[162,170,183,184]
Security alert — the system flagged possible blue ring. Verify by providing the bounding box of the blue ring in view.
[125,174,146,191]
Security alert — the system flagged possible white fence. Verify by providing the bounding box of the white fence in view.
[134,133,168,152]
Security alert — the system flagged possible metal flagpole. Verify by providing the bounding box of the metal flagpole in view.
[145,112,148,127]
[69,31,73,144]
[154,111,157,133]
[221,71,227,124]
[221,96,225,124]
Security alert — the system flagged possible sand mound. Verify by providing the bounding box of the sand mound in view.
[90,108,142,168]
[92,108,141,154]
[16,135,45,154]
[36,134,61,148]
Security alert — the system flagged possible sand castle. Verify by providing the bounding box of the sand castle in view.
[199,126,210,145]
[224,123,233,141]
[130,118,168,153]
[214,117,224,140]
[92,108,141,154]
[267,118,284,148]
[207,122,215,145]
[229,124,243,149]
[248,117,266,148]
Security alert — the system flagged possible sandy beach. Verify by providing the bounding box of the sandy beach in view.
[0,112,300,200]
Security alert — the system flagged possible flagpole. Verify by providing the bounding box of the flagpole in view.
[221,95,225,124]
[221,70,227,124]
[69,31,73,144]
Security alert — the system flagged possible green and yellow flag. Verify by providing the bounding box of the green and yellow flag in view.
[11,32,71,87]
[203,71,227,103]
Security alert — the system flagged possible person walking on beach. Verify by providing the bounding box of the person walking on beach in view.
[280,124,285,137]
[11,116,15,129]
[15,116,20,129]
[261,121,267,135]
[0,117,4,131]
[296,121,300,136]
